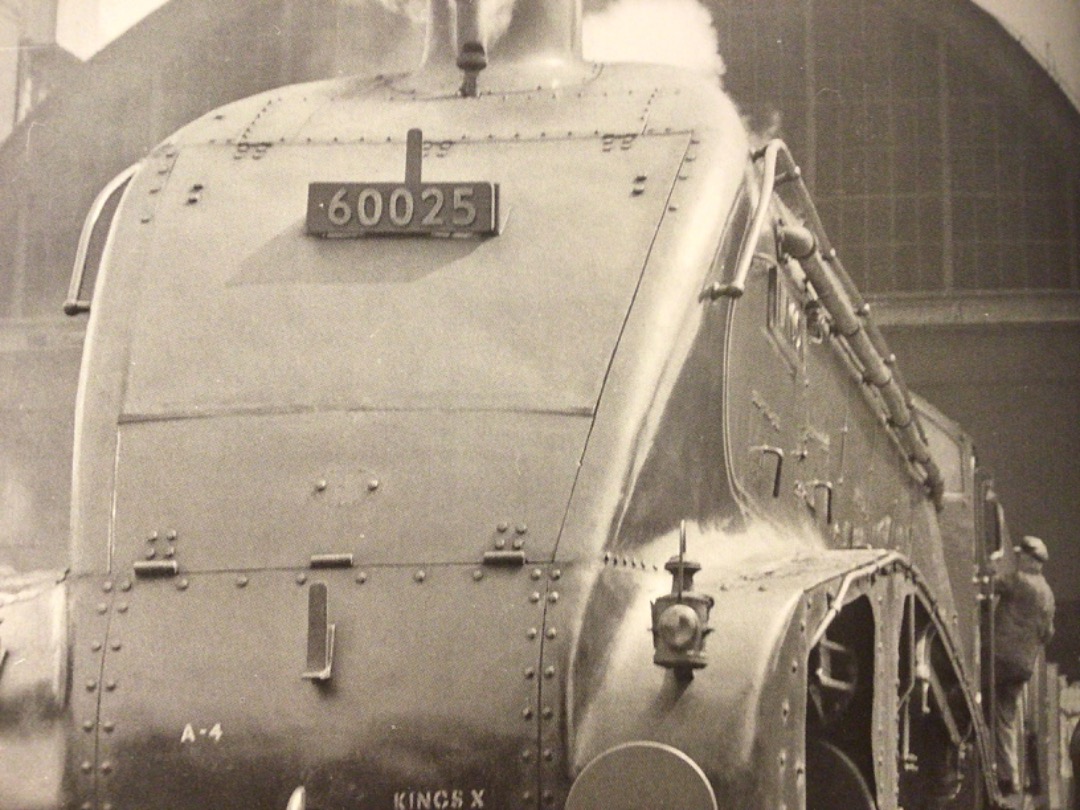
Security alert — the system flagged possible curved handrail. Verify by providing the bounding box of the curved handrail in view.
[707,140,782,299]
[64,163,139,316]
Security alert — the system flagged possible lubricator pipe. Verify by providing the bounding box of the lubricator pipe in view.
[747,140,945,508]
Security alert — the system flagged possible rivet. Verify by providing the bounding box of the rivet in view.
[91,640,102,651]
[522,707,534,720]
[82,720,95,732]
[530,592,541,603]
[100,761,113,774]
[145,549,157,560]
[522,749,533,762]
[515,524,527,535]
[96,603,108,615]
[527,628,538,640]
[530,569,542,581]
[164,547,175,558]
[779,751,787,766]
[543,749,554,762]
[367,479,380,491]
[522,792,533,801]
[414,570,426,583]
[791,659,798,673]
[80,761,93,774]
[314,479,327,492]
[495,537,507,550]
[543,789,555,803]
[524,667,536,679]
[102,581,113,593]
[140,215,152,223]
[82,803,93,810]
[177,579,189,591]
[111,640,122,651]
[546,628,557,639]
[103,721,115,733]
[550,569,561,581]
[86,679,97,692]
[120,579,132,592]
[117,603,128,613]
[236,575,248,588]
[356,572,368,584]
[167,530,178,541]
[472,570,483,581]
[105,680,117,691]
[544,666,555,679]
[512,538,524,550]
[497,522,509,533]
[548,592,559,603]
[296,573,307,585]
[542,707,554,719]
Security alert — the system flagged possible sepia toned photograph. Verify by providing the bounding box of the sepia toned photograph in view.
[0,1,1078,808]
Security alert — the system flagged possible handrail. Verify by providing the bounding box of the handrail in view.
[64,163,139,316]
[809,551,902,650]
[708,140,782,299]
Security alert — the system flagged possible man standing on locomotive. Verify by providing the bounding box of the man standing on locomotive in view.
[993,535,1056,799]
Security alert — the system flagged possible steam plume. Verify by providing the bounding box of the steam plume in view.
[583,0,726,78]
[368,0,518,46]
[367,0,429,22]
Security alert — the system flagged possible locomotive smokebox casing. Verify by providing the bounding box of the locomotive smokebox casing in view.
[42,0,1012,806]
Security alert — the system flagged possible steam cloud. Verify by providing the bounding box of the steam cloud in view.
[362,0,726,78]
[367,0,428,22]
[583,0,726,78]
[367,0,517,44]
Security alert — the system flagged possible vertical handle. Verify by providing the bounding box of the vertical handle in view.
[751,446,785,498]
[302,583,335,682]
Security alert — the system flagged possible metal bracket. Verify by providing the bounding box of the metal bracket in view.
[302,583,335,682]
[482,550,526,567]
[133,560,179,578]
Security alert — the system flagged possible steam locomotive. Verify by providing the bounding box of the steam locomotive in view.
[0,1,1058,808]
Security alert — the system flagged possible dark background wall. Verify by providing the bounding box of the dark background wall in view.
[1,0,1077,670]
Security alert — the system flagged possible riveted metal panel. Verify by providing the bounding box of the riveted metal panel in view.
[564,542,894,806]
[111,410,587,573]
[119,136,688,419]
[65,577,120,810]
[95,564,545,810]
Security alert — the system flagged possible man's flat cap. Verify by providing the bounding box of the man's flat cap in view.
[1019,535,1049,562]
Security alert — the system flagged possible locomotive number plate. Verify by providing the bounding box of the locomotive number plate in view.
[306,182,499,237]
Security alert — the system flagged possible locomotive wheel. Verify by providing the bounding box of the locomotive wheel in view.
[806,738,877,810]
